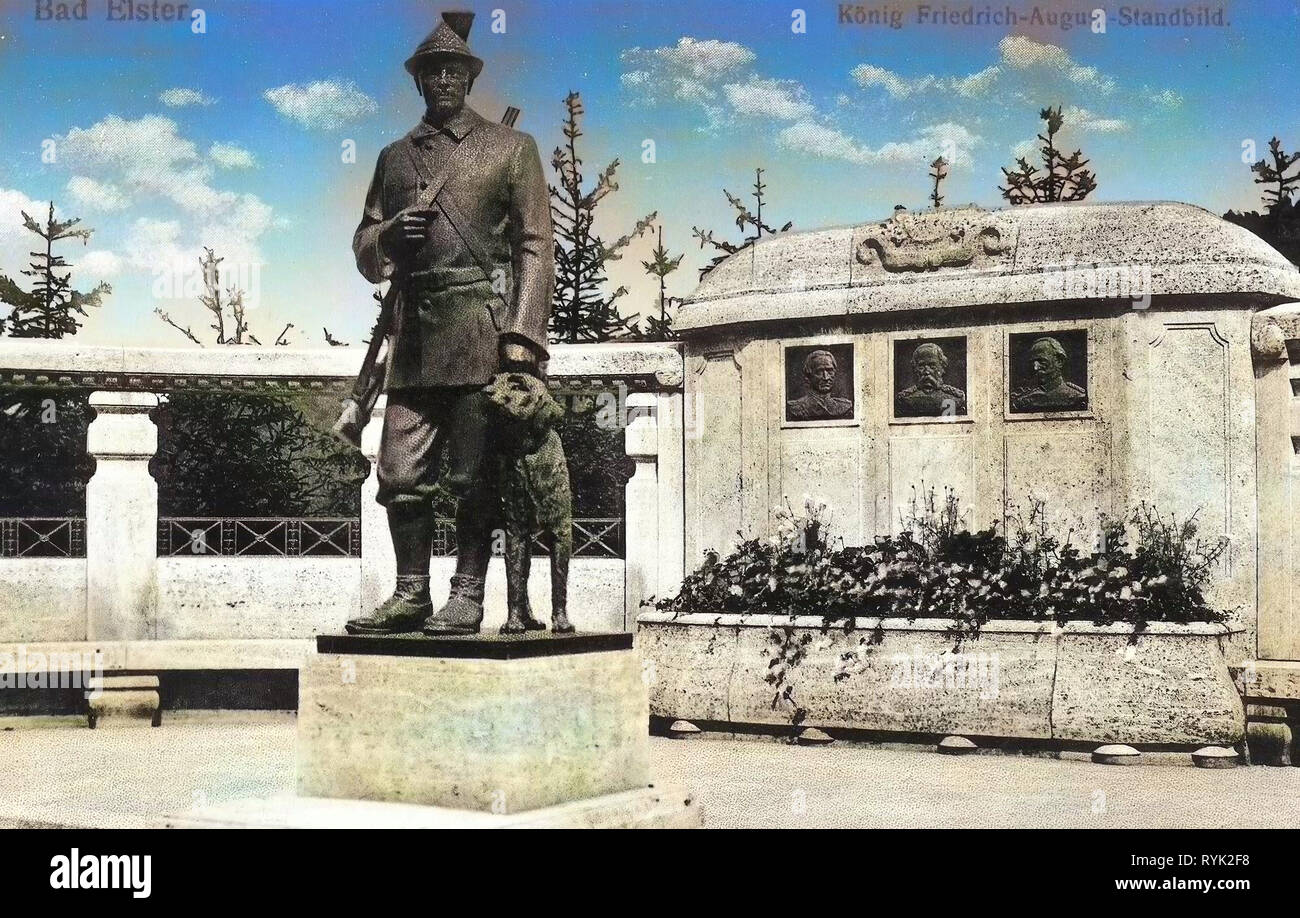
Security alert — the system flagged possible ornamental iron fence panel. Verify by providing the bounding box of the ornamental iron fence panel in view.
[158,518,361,557]
[0,518,85,558]
[431,518,624,559]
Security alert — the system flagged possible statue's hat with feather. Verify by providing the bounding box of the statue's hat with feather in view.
[405,10,483,79]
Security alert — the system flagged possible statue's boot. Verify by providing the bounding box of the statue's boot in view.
[345,575,432,634]
[424,494,493,635]
[422,573,485,635]
[501,602,547,634]
[346,502,435,635]
[519,602,547,632]
[501,542,546,634]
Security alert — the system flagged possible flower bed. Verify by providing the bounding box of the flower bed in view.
[638,492,1243,745]
[649,494,1229,633]
[636,612,1245,745]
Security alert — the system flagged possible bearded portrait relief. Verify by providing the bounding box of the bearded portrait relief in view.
[893,337,968,418]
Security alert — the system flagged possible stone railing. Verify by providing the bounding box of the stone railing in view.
[0,340,684,672]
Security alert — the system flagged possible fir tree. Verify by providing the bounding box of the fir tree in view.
[929,155,949,209]
[548,91,656,343]
[1223,136,1300,266]
[691,167,792,279]
[0,202,110,339]
[1251,137,1300,211]
[999,106,1097,205]
[637,225,684,341]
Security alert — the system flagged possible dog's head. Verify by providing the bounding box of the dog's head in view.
[484,372,564,446]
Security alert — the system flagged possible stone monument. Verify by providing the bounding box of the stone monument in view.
[168,10,697,828]
[644,202,1300,754]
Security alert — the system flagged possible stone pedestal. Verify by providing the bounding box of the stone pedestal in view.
[86,675,161,728]
[298,633,654,815]
[85,391,159,642]
[1245,702,1295,766]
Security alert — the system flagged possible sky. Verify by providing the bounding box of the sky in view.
[0,0,1297,347]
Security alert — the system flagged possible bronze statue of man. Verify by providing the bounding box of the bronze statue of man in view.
[346,11,553,636]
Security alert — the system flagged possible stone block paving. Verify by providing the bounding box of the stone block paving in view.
[0,714,1297,828]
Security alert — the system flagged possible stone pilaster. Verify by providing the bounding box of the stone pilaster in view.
[85,391,159,641]
[654,388,685,606]
[624,392,659,629]
[359,395,393,617]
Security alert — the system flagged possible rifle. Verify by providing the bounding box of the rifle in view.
[332,104,522,449]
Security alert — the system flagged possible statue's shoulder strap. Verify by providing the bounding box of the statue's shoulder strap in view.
[399,122,490,212]
[402,127,512,314]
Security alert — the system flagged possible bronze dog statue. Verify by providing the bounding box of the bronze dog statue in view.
[483,372,574,634]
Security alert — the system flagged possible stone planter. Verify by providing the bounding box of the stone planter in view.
[636,612,1245,746]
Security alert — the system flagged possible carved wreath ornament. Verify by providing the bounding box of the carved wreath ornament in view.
[855,210,1016,273]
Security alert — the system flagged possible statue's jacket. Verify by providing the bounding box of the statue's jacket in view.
[353,105,554,390]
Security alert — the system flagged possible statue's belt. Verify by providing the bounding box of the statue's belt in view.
[404,265,498,295]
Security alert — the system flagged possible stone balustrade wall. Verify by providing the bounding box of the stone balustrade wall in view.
[0,340,684,670]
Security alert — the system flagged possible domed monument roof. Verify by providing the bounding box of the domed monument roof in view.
[676,201,1300,333]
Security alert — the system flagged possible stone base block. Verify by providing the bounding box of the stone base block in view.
[161,785,699,829]
[1245,702,1294,766]
[298,633,652,814]
[86,675,160,728]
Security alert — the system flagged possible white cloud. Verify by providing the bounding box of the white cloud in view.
[779,122,875,164]
[1147,87,1183,107]
[622,37,755,81]
[0,189,52,281]
[58,114,207,210]
[1061,106,1129,133]
[122,217,185,271]
[723,77,816,120]
[57,115,270,220]
[209,142,256,169]
[74,249,122,281]
[54,116,273,280]
[996,35,1115,94]
[619,37,758,119]
[779,121,981,168]
[0,192,116,303]
[159,88,215,107]
[1010,138,1040,162]
[953,65,1001,98]
[852,36,1117,103]
[67,175,130,212]
[0,188,52,238]
[850,64,938,98]
[264,80,377,130]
